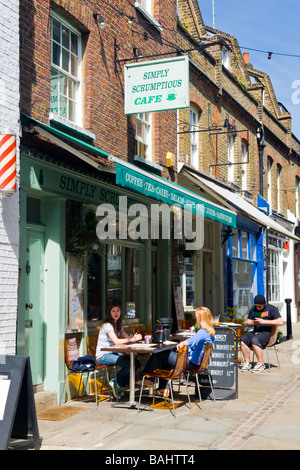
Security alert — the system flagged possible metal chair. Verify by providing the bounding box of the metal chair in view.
[59,335,91,405]
[264,326,280,371]
[185,342,215,409]
[86,335,116,406]
[138,345,189,418]
[251,326,280,372]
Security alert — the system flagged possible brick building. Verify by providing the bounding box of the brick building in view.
[18,0,232,399]
[1,0,299,402]
[176,0,300,322]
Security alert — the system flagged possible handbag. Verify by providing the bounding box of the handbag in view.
[71,355,96,371]
[152,320,165,343]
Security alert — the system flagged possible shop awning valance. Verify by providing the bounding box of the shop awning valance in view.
[110,156,236,227]
[21,114,112,168]
[182,167,300,241]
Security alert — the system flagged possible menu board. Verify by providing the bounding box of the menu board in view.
[0,356,40,450]
[199,329,235,389]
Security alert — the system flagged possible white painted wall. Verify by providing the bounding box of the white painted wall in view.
[0,0,20,355]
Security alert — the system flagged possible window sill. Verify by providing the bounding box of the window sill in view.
[134,155,163,173]
[49,113,95,141]
[134,1,163,32]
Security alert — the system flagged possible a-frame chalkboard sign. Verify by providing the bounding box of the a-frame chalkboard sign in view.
[0,355,40,450]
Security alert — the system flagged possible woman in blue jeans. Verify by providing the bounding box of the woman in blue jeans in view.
[143,307,215,397]
[96,304,142,398]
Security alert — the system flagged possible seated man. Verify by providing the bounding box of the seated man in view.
[240,295,283,373]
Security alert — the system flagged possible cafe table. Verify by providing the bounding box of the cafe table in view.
[101,341,177,410]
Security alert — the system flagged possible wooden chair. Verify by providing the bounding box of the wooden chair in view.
[59,335,91,405]
[185,342,215,409]
[86,335,116,406]
[138,345,189,418]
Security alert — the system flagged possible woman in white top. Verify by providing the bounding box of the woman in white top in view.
[96,304,142,398]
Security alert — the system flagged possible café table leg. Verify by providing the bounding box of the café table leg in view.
[111,351,153,411]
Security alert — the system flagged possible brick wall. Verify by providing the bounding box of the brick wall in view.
[0,0,20,354]
[20,0,178,179]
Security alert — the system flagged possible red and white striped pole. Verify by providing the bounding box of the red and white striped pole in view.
[0,133,16,196]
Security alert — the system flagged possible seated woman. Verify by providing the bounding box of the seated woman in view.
[143,307,215,396]
[96,304,142,398]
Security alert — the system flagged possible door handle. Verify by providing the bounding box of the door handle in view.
[25,302,33,309]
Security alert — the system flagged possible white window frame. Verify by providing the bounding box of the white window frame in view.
[241,140,248,191]
[227,134,235,183]
[222,48,230,69]
[268,247,281,302]
[50,11,82,126]
[296,177,299,219]
[267,157,272,209]
[190,107,199,169]
[135,112,152,161]
[277,164,282,212]
[134,1,163,32]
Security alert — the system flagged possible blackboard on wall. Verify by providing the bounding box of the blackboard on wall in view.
[0,355,40,450]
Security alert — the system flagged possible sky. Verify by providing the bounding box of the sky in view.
[197,0,300,139]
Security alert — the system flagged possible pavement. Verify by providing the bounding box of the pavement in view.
[11,323,300,452]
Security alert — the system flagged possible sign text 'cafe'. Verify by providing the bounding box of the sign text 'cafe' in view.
[124,56,190,114]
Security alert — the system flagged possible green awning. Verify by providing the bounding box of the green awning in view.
[111,156,236,227]
[21,114,110,160]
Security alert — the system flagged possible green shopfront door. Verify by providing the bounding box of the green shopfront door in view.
[24,229,45,385]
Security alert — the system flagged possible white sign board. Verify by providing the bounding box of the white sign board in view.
[124,56,190,114]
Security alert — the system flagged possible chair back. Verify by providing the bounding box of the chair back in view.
[64,336,80,370]
[191,343,213,375]
[267,326,278,348]
[171,345,188,379]
[86,335,98,358]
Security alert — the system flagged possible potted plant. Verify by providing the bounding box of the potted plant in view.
[68,209,105,276]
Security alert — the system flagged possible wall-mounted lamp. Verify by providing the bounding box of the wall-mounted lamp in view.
[0,132,16,197]
[93,11,106,29]
[133,44,143,59]
[223,117,230,128]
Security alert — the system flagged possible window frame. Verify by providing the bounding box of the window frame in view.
[227,133,235,183]
[277,164,282,212]
[50,11,83,126]
[135,112,152,161]
[241,139,248,191]
[190,106,199,169]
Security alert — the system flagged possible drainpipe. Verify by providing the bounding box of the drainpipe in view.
[257,125,268,299]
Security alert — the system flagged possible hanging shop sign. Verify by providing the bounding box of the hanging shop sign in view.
[124,56,190,114]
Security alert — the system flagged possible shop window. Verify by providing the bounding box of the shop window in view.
[179,257,195,308]
[227,229,258,316]
[135,112,152,161]
[87,244,142,334]
[268,248,280,302]
[50,12,82,124]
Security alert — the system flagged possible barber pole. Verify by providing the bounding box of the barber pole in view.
[0,133,16,195]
